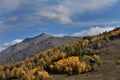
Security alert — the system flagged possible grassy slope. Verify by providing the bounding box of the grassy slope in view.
[47,39,120,80]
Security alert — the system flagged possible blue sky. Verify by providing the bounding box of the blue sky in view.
[0,0,120,51]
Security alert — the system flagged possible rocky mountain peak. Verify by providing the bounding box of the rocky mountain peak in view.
[39,33,51,38]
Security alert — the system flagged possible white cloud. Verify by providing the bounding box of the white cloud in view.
[36,0,118,24]
[53,26,115,37]
[53,33,68,37]
[36,5,72,24]
[0,21,14,32]
[0,21,3,26]
[0,21,7,32]
[0,0,22,11]
[0,0,49,12]
[73,26,115,36]
[69,19,120,27]
[0,0,119,24]
[62,0,118,13]
[6,17,17,22]
[0,39,23,52]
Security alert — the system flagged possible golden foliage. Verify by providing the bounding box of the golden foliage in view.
[11,68,25,78]
[93,54,102,65]
[50,56,87,74]
[22,75,31,80]
[36,71,50,80]
[0,71,6,80]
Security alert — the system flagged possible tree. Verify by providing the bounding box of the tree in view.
[104,36,110,43]
[23,75,30,80]
[0,71,6,80]
[5,69,11,79]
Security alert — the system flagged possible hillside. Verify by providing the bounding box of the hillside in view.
[47,38,120,80]
[0,27,119,80]
[0,33,82,64]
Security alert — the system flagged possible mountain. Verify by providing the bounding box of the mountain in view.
[0,33,82,64]
[0,28,119,80]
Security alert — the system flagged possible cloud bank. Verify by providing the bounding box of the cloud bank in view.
[53,33,68,37]
[54,26,115,37]
[73,26,115,36]
[36,0,118,24]
[0,0,119,24]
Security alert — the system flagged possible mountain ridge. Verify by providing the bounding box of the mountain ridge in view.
[0,33,82,64]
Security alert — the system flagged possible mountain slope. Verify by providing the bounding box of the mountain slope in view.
[0,27,119,80]
[0,33,82,64]
[48,36,120,80]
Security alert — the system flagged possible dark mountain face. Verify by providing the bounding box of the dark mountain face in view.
[0,33,82,64]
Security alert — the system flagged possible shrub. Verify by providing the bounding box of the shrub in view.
[22,75,31,80]
[35,71,50,80]
[11,68,25,78]
[49,56,87,74]
[81,55,102,71]
[92,63,99,71]
[5,69,11,79]
[0,65,4,71]
[93,54,102,65]
[0,71,6,80]
[104,36,110,43]
[116,60,120,65]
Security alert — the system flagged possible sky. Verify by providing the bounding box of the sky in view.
[0,0,120,52]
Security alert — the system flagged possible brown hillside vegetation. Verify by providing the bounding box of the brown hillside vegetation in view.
[47,38,120,80]
[0,27,119,80]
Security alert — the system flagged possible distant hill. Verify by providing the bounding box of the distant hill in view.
[0,33,82,64]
